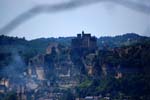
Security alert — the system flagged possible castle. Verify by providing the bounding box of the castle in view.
[71,31,97,51]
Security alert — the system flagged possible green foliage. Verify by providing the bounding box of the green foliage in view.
[0,34,150,99]
[96,79,109,92]
[4,92,17,100]
[79,79,92,88]
[61,90,75,100]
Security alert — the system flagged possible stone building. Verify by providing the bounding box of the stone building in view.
[71,31,97,52]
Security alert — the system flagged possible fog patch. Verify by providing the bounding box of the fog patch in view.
[1,51,27,85]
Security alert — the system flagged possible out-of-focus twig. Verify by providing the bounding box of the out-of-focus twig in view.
[0,0,149,35]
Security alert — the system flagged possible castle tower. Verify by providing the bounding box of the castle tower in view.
[71,31,97,52]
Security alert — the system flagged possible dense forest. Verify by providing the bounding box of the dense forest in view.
[0,33,150,100]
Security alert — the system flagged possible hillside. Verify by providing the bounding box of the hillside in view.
[0,33,150,100]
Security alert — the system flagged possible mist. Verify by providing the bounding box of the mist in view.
[0,0,149,35]
[1,51,27,85]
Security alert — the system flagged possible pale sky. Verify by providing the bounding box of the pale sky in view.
[0,0,150,40]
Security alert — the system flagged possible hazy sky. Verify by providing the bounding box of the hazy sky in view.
[0,0,150,40]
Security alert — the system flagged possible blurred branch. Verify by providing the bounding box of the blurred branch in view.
[0,0,149,35]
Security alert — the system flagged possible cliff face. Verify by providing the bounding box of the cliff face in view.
[26,41,134,84]
[26,42,80,89]
[1,34,150,100]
